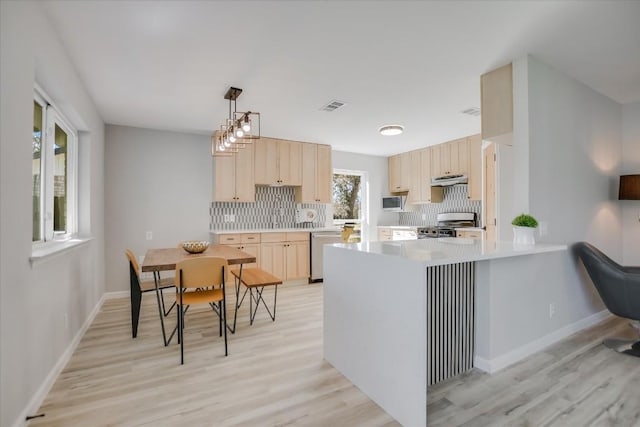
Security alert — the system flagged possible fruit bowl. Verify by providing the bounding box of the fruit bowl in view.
[181,241,209,254]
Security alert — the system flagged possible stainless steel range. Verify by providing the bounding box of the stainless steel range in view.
[417,212,477,239]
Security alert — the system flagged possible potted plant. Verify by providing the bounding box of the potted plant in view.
[511,214,538,245]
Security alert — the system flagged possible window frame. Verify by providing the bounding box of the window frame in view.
[332,168,368,227]
[32,87,78,247]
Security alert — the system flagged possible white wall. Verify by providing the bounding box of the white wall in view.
[621,102,640,265]
[0,2,105,426]
[494,55,625,348]
[105,125,212,292]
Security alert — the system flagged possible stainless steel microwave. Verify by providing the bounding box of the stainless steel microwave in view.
[382,196,402,211]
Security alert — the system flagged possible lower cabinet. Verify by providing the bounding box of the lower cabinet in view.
[260,232,310,281]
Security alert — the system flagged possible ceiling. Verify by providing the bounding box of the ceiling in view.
[43,1,640,157]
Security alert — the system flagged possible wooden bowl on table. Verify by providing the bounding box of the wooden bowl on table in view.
[180,241,209,254]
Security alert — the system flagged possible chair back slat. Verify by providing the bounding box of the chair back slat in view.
[175,256,227,290]
[125,249,141,274]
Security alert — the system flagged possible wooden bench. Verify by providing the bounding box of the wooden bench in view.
[231,268,282,326]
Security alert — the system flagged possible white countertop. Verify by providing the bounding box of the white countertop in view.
[454,227,484,232]
[377,225,419,230]
[210,227,342,235]
[329,238,566,266]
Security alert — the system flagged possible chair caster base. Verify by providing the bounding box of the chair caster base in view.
[603,338,640,357]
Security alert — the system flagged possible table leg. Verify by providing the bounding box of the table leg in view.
[153,271,169,346]
[130,266,142,338]
[228,264,243,334]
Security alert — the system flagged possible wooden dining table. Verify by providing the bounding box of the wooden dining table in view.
[139,245,256,346]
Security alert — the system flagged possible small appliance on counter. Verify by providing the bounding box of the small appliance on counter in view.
[296,207,318,223]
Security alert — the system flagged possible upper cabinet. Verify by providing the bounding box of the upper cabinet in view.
[407,148,443,204]
[467,134,482,201]
[481,63,513,145]
[388,133,482,203]
[388,152,410,193]
[431,138,468,178]
[254,137,302,186]
[295,143,332,203]
[212,145,255,202]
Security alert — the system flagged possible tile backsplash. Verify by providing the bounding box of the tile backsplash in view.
[399,185,481,226]
[210,186,328,230]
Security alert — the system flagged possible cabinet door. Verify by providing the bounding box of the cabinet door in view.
[440,142,452,176]
[254,138,279,185]
[297,143,317,203]
[234,144,255,202]
[388,154,401,192]
[240,243,260,269]
[278,140,302,186]
[467,134,482,200]
[315,144,332,203]
[420,148,433,202]
[213,155,236,202]
[481,63,513,144]
[407,150,422,204]
[285,240,310,280]
[453,138,469,176]
[430,145,442,179]
[399,152,410,191]
[260,242,285,280]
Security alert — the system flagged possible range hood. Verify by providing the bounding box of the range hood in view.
[431,174,468,187]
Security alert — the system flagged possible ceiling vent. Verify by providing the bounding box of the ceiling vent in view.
[461,107,481,117]
[320,100,347,112]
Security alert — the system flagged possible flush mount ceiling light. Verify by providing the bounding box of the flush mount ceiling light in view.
[211,87,260,156]
[379,125,404,136]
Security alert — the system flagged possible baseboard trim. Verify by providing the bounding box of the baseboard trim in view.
[474,309,611,374]
[103,290,130,300]
[12,294,106,427]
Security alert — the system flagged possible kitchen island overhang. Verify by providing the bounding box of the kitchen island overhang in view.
[323,238,567,427]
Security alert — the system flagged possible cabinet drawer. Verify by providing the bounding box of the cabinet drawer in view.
[261,232,287,243]
[286,232,310,242]
[219,234,241,244]
[241,233,261,244]
[457,230,483,239]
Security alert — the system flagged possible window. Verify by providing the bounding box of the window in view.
[332,170,365,224]
[33,89,77,243]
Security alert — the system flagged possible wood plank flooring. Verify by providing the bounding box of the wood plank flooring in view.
[32,283,639,426]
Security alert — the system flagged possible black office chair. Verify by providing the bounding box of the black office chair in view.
[573,242,640,357]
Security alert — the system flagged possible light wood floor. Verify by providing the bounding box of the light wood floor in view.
[32,283,639,426]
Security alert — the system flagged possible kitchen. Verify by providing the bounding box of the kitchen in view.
[2,2,640,427]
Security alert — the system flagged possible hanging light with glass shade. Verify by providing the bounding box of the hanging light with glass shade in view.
[211,87,260,156]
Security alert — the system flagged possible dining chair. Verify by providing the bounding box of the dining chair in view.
[125,249,175,339]
[173,256,229,364]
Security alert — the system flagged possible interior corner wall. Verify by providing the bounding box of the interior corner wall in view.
[621,102,640,265]
[105,125,212,292]
[0,2,105,427]
[332,150,396,240]
[524,55,622,324]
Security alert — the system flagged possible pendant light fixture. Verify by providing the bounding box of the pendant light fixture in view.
[211,87,260,156]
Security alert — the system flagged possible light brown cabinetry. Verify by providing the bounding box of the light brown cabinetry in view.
[213,145,255,202]
[254,137,302,186]
[215,233,261,283]
[260,232,309,281]
[295,143,332,203]
[388,152,410,193]
[407,148,443,204]
[456,229,483,239]
[481,63,513,145]
[467,134,482,201]
[378,228,393,241]
[431,138,468,178]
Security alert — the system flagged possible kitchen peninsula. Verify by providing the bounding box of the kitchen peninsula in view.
[323,238,566,426]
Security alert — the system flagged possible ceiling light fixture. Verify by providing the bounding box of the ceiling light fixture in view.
[379,125,404,136]
[211,87,260,157]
